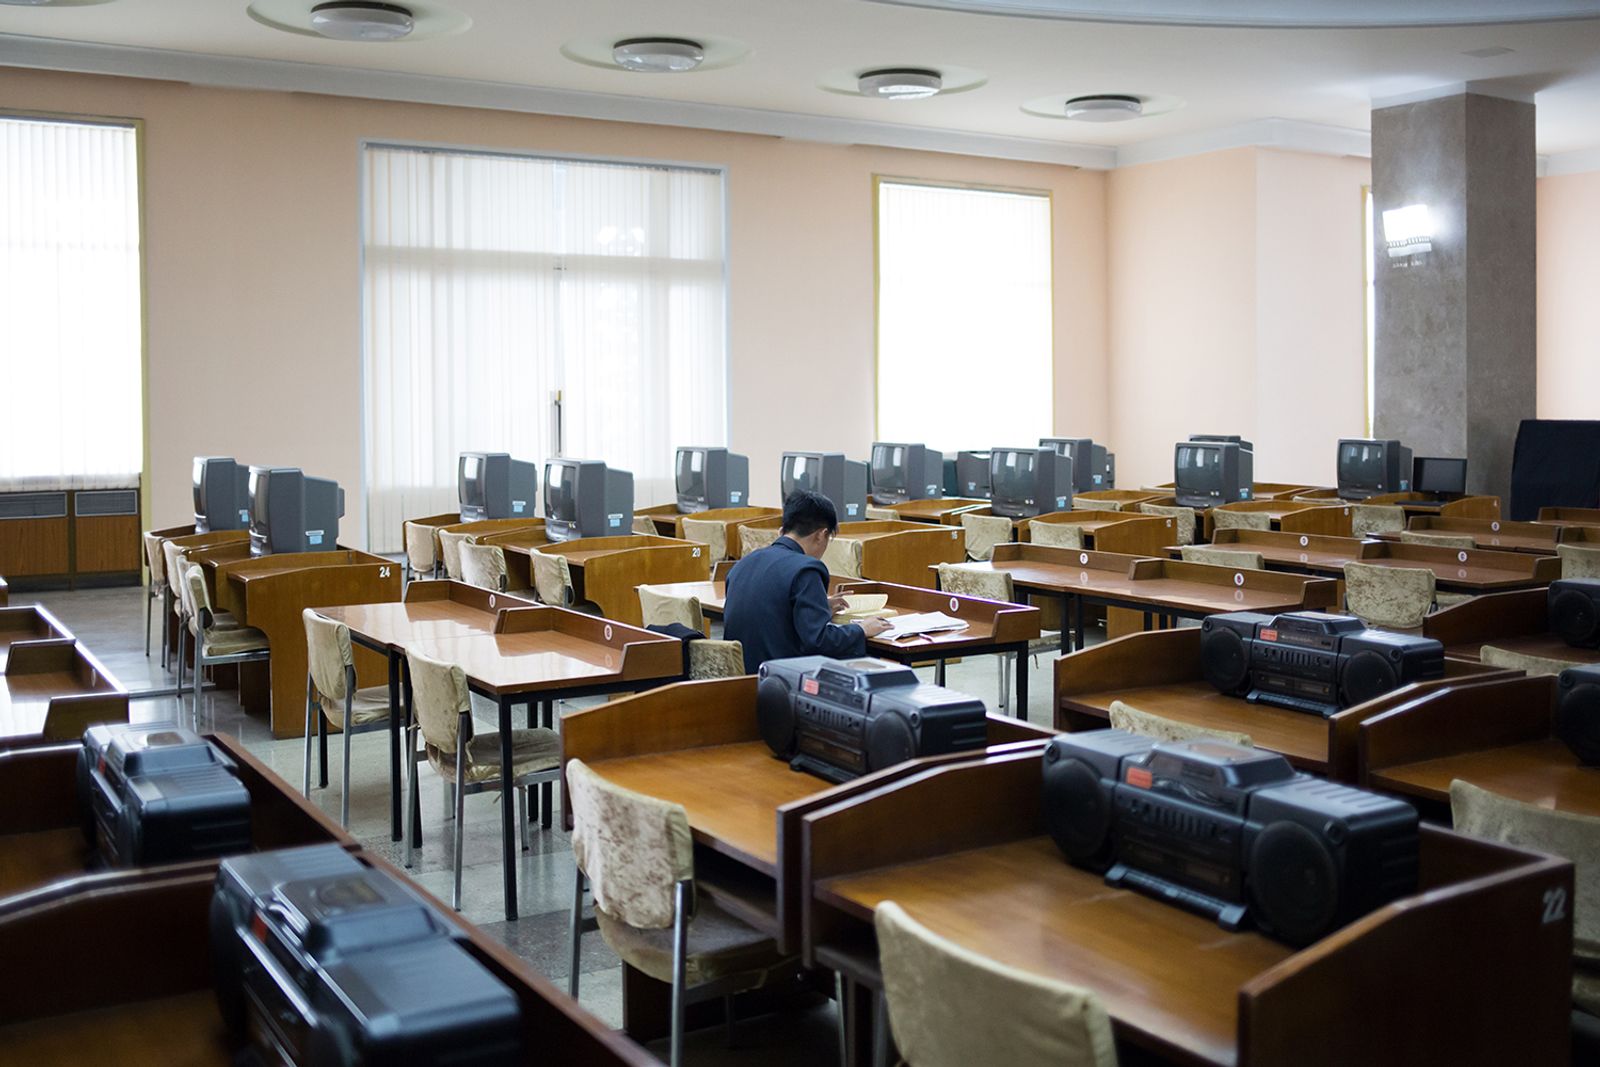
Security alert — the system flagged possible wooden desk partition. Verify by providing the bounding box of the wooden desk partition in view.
[1538,506,1600,526]
[1023,510,1177,557]
[214,550,401,736]
[635,501,688,537]
[1353,539,1559,593]
[0,641,127,749]
[1054,627,1511,779]
[528,535,713,626]
[881,498,990,525]
[1205,528,1369,575]
[1206,500,1353,540]
[1069,489,1171,510]
[828,521,965,590]
[1401,515,1561,554]
[800,749,1573,1067]
[1423,586,1600,669]
[671,507,783,557]
[0,605,74,672]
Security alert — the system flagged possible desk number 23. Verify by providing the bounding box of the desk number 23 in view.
[1542,886,1568,925]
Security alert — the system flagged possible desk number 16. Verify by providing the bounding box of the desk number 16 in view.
[1542,886,1568,925]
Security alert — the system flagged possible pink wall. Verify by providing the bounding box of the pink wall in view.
[1537,170,1600,419]
[0,67,1108,548]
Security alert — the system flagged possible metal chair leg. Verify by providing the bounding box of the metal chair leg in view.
[836,973,850,1067]
[568,870,585,998]
[872,989,890,1067]
[341,694,354,829]
[452,761,466,911]
[998,655,1011,714]
[318,709,329,789]
[671,881,690,1067]
[518,784,529,852]
[404,728,419,869]
[145,594,153,657]
[303,677,315,798]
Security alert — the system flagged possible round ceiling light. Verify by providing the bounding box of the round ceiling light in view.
[309,1,416,41]
[1064,94,1145,121]
[858,68,944,100]
[611,38,706,73]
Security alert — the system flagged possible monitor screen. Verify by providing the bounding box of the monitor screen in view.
[545,461,577,523]
[871,444,907,492]
[1414,457,1467,496]
[676,448,706,500]
[782,453,818,498]
[193,458,206,516]
[248,468,271,541]
[1338,441,1388,487]
[1176,444,1224,492]
[991,449,1037,502]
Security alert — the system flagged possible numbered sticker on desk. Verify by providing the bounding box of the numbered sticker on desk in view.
[1234,572,1245,587]
[692,547,701,558]
[1234,589,1245,602]
[1079,571,1090,585]
[1299,535,1309,547]
[1543,886,1569,924]
[603,624,613,641]
[488,594,497,609]
[949,596,960,612]
[1458,550,1469,563]
[378,566,392,579]
[1491,521,1501,532]
[1079,552,1089,565]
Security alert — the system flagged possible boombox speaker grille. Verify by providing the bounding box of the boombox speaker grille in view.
[755,676,799,759]
[1200,624,1250,694]
[864,713,916,773]
[1042,757,1115,867]
[1250,821,1339,946]
[1340,649,1400,707]
[1557,679,1600,766]
[1551,588,1600,649]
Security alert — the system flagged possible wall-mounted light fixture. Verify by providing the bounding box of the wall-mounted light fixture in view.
[1382,204,1434,258]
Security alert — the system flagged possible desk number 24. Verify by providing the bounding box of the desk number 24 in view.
[1542,886,1568,925]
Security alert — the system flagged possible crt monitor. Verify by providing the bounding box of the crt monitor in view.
[988,448,1074,519]
[869,442,944,506]
[193,456,250,533]
[1337,439,1413,500]
[675,447,750,512]
[247,467,346,556]
[779,452,867,520]
[1040,438,1112,493]
[1413,456,1467,496]
[544,459,634,542]
[457,452,537,522]
[1174,441,1254,508]
[1191,434,1255,453]
[955,451,991,499]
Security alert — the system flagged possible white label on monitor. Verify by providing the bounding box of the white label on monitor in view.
[512,501,526,513]
[730,490,743,503]
[238,509,249,523]
[1093,475,1103,485]
[1055,497,1067,509]
[1401,480,1410,490]
[308,530,324,545]
[608,513,623,527]
[847,504,860,516]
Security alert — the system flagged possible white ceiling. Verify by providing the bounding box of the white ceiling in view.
[2,0,1599,160]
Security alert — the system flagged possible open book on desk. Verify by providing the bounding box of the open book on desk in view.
[881,612,969,641]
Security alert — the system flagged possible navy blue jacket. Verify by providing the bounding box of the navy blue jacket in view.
[723,536,866,673]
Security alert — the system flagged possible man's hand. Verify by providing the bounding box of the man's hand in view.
[858,616,893,639]
[828,594,850,614]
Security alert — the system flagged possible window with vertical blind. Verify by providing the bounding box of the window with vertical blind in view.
[875,179,1053,451]
[362,144,728,552]
[0,115,144,490]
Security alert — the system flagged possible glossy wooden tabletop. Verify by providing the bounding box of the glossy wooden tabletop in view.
[589,742,823,873]
[0,669,120,740]
[1355,543,1556,592]
[0,989,233,1065]
[981,553,1330,616]
[1446,630,1600,668]
[890,498,990,523]
[815,835,1292,1067]
[1200,530,1370,573]
[406,630,665,694]
[1369,737,1600,816]
[0,607,72,671]
[317,596,511,650]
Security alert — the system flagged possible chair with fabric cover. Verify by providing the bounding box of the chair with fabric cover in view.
[1352,505,1406,537]
[437,529,474,581]
[633,515,659,536]
[143,532,167,661]
[302,609,392,827]
[1480,644,1584,677]
[1030,522,1086,549]
[1343,561,1435,629]
[823,537,864,579]
[1108,700,1253,747]
[529,550,598,614]
[1400,531,1477,549]
[460,542,511,593]
[178,562,270,722]
[161,540,196,674]
[874,900,1118,1067]
[936,563,1050,714]
[1451,780,1600,1018]
[566,758,797,1067]
[1179,546,1266,570]
[1434,590,1474,610]
[403,648,560,907]
[1559,544,1600,580]
[1074,496,1121,512]
[403,520,440,581]
[1212,509,1272,533]
[740,525,782,556]
[960,514,1013,562]
[865,506,901,521]
[1139,504,1196,546]
[639,585,706,631]
[680,518,729,564]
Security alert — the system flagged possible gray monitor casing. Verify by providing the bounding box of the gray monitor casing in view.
[248,467,346,556]
[544,459,635,542]
[458,452,538,522]
[675,447,750,512]
[780,452,868,520]
[193,456,251,533]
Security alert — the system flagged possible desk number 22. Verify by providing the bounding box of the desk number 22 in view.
[1542,886,1568,925]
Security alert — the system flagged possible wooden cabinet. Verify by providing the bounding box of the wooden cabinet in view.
[0,486,142,589]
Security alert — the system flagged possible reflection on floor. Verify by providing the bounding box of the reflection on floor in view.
[15,582,1072,1063]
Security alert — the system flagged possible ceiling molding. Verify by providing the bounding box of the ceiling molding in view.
[1371,82,1538,110]
[1114,118,1372,168]
[1545,145,1600,175]
[0,33,1119,169]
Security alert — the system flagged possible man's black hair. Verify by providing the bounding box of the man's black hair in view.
[781,489,839,538]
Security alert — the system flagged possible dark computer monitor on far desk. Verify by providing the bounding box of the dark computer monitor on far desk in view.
[193,456,251,533]
[869,442,944,506]
[780,452,867,520]
[544,458,634,542]
[676,447,750,512]
[1413,457,1468,497]
[458,452,538,522]
[988,447,1073,519]
[248,467,346,556]
[1337,439,1413,500]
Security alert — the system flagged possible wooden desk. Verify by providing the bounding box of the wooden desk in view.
[1360,673,1600,818]
[0,733,353,906]
[1352,540,1559,593]
[800,748,1572,1067]
[1392,515,1562,554]
[1296,490,1502,521]
[671,507,783,558]
[878,498,990,525]
[826,521,965,590]
[493,535,711,627]
[1249,482,1322,500]
[1199,528,1370,575]
[1206,500,1354,539]
[0,641,126,749]
[409,606,683,920]
[1538,506,1600,526]
[316,581,537,841]
[160,530,252,659]
[1053,626,1507,778]
[1068,489,1172,510]
[212,550,402,736]
[0,576,7,606]
[0,605,73,672]
[979,544,1337,651]
[561,675,1052,972]
[1021,510,1180,557]
[0,847,653,1067]
[635,501,690,537]
[1424,587,1600,668]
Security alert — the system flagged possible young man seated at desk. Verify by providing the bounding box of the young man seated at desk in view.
[724,489,892,672]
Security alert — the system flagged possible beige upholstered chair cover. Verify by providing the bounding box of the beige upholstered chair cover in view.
[459,542,509,592]
[1180,546,1266,570]
[1030,522,1085,550]
[936,562,1013,603]
[1480,644,1585,677]
[530,552,576,607]
[303,609,389,728]
[960,514,1013,562]
[680,518,728,564]
[1559,544,1600,580]
[1343,561,1435,629]
[1109,700,1252,747]
[567,758,694,929]
[1139,504,1196,546]
[1434,590,1474,610]
[1451,780,1600,1013]
[1074,496,1121,512]
[144,532,167,587]
[875,901,1119,1067]
[632,515,658,536]
[823,537,864,579]
[1212,510,1272,533]
[406,648,560,785]
[864,506,901,521]
[1352,505,1406,537]
[638,586,705,631]
[437,530,473,581]
[182,564,268,655]
[163,541,188,600]
[403,520,438,576]
[1400,531,1477,549]
[688,641,746,680]
[740,525,781,556]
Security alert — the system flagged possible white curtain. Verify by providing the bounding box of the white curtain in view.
[0,117,143,490]
[363,145,727,552]
[876,180,1053,453]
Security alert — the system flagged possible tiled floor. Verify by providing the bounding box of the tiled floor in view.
[16,582,1074,1063]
